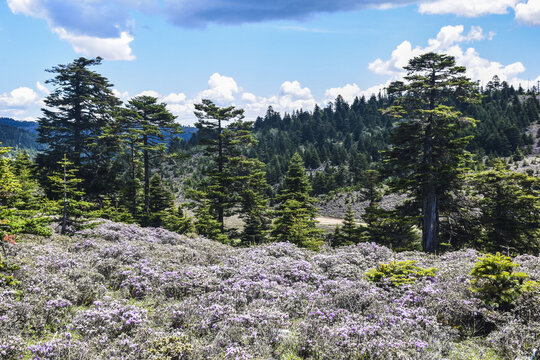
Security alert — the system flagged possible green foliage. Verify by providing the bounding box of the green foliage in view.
[470,253,538,309]
[272,153,323,250]
[0,144,21,207]
[36,57,122,198]
[365,260,437,287]
[116,95,179,215]
[194,200,228,243]
[385,52,479,253]
[333,204,359,246]
[92,196,134,224]
[0,257,20,288]
[148,335,193,360]
[162,206,194,235]
[470,160,540,255]
[48,154,94,234]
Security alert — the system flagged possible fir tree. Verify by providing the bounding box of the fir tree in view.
[194,99,244,231]
[272,152,323,249]
[385,52,479,252]
[471,160,540,254]
[333,204,359,246]
[48,154,92,234]
[119,96,179,216]
[36,57,121,197]
[0,144,21,207]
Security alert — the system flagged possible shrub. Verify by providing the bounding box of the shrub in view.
[147,334,193,360]
[470,252,538,309]
[365,260,437,287]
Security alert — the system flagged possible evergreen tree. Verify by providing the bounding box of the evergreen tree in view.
[48,154,92,234]
[272,153,323,249]
[333,204,359,246]
[0,144,21,207]
[359,170,419,250]
[193,100,244,232]
[119,96,179,216]
[471,160,540,254]
[36,57,121,197]
[11,150,41,210]
[385,52,479,252]
[194,200,228,243]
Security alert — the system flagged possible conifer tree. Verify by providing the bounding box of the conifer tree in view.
[0,144,21,207]
[194,99,244,231]
[359,170,419,250]
[119,96,179,216]
[194,199,228,243]
[385,52,479,252]
[11,150,41,210]
[333,204,359,246]
[272,152,323,249]
[36,57,121,197]
[48,154,92,234]
[471,160,540,254]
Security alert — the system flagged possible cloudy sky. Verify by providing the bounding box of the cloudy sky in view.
[1,0,539,125]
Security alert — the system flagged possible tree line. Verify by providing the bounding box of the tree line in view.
[1,53,539,255]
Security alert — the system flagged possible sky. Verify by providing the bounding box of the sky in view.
[1,0,540,125]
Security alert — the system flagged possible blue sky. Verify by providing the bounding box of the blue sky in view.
[1,0,539,125]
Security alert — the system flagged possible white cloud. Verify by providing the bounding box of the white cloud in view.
[197,73,240,103]
[53,28,135,61]
[280,81,313,100]
[241,92,258,103]
[135,90,161,98]
[0,87,39,107]
[8,0,137,61]
[35,81,49,95]
[324,82,389,103]
[162,92,187,104]
[515,0,540,25]
[418,0,518,17]
[365,24,532,91]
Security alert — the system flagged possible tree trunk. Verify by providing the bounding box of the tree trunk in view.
[217,118,224,232]
[143,135,150,214]
[62,161,67,234]
[423,183,438,252]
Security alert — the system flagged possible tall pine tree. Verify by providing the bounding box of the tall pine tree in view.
[385,52,479,252]
[36,57,121,197]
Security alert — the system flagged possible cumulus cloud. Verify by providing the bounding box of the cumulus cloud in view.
[324,82,388,103]
[366,24,532,89]
[197,73,240,104]
[418,0,518,17]
[53,28,135,61]
[0,86,44,121]
[36,81,49,95]
[515,0,540,25]
[0,87,39,107]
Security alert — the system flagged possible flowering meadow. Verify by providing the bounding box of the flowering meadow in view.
[1,220,539,359]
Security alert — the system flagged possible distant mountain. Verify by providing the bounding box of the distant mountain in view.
[0,118,41,152]
[0,117,39,133]
[179,126,197,141]
[0,117,197,154]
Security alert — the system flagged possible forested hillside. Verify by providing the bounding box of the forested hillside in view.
[0,118,42,154]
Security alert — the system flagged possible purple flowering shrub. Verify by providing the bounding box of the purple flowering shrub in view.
[1,220,539,359]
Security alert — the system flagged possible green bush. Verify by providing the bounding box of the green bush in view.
[0,257,20,287]
[147,335,193,360]
[365,260,437,287]
[470,253,538,309]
